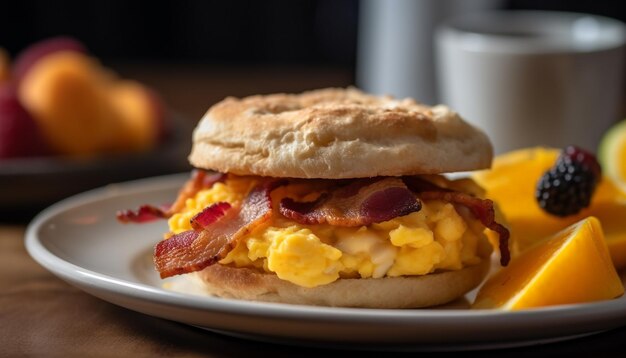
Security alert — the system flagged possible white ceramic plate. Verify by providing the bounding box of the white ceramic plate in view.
[25,173,626,351]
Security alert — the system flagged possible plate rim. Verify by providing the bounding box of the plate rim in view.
[24,173,626,333]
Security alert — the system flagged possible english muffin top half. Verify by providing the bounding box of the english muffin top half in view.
[189,88,493,178]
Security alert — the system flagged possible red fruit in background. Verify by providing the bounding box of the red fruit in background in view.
[12,36,86,85]
[0,85,49,158]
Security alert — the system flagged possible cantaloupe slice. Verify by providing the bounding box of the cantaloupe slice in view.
[473,217,624,310]
[473,147,626,269]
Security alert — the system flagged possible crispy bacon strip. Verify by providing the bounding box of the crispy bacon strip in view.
[420,191,510,266]
[279,177,422,227]
[115,204,171,223]
[116,170,225,223]
[154,182,276,278]
[190,202,232,230]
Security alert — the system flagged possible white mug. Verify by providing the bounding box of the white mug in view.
[356,0,502,105]
[436,11,626,154]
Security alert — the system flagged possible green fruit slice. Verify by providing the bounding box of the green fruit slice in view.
[599,119,626,186]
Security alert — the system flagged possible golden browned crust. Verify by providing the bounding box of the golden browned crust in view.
[189,88,493,178]
[190,259,490,308]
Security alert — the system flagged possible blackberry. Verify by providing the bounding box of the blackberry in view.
[535,146,601,217]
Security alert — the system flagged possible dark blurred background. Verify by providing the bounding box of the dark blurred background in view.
[2,0,625,120]
[2,1,624,63]
[1,1,624,64]
[0,0,359,66]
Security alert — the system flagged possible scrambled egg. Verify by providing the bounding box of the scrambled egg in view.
[168,175,488,288]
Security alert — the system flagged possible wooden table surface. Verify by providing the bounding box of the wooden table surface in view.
[2,65,626,356]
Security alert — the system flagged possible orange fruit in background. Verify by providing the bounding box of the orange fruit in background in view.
[18,51,122,157]
[108,80,160,152]
[473,147,626,269]
[473,217,624,310]
[7,36,165,158]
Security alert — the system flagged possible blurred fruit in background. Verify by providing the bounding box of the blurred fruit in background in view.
[11,37,86,84]
[19,51,120,156]
[108,80,167,153]
[0,37,169,159]
[0,85,49,158]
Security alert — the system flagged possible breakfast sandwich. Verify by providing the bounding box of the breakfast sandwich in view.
[118,88,510,308]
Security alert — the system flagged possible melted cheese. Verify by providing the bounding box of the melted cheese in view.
[168,175,488,287]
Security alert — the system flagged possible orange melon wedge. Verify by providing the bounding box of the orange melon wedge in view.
[473,147,626,269]
[473,217,624,310]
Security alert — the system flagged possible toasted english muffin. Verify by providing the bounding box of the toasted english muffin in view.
[189,87,493,178]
